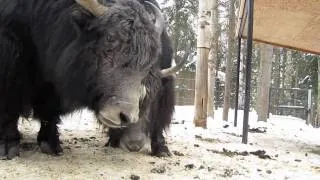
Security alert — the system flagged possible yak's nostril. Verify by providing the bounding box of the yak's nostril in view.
[119,112,130,126]
[128,144,142,152]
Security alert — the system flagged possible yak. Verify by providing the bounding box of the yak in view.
[106,0,177,157]
[0,0,179,159]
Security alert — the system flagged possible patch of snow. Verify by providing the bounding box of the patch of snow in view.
[4,106,320,179]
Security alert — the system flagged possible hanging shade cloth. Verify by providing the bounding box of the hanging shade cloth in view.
[236,0,320,55]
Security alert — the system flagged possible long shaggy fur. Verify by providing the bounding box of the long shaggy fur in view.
[107,0,175,157]
[0,0,162,158]
[148,30,175,156]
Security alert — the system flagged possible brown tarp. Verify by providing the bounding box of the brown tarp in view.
[236,0,320,55]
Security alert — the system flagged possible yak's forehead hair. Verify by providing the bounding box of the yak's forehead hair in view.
[92,0,161,70]
[99,0,151,16]
[104,0,152,22]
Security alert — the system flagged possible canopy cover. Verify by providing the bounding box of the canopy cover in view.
[236,0,320,55]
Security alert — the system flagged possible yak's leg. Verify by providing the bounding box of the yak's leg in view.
[36,115,62,155]
[33,85,62,155]
[150,130,171,157]
[0,114,20,159]
[149,29,175,157]
[149,76,174,157]
[0,30,32,159]
[106,128,124,148]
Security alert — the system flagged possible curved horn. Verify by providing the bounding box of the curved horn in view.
[144,1,165,34]
[161,43,192,77]
[75,0,108,17]
[160,57,188,77]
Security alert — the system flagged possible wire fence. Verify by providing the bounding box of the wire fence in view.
[174,75,225,107]
[175,77,195,105]
[174,74,317,126]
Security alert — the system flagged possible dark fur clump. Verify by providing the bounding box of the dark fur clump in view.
[0,0,162,159]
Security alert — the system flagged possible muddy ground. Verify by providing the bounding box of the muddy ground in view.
[0,109,319,180]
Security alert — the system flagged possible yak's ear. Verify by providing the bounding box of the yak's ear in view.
[71,9,102,40]
[71,9,91,29]
[73,7,105,32]
[72,9,101,34]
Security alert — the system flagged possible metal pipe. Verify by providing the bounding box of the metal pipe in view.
[267,86,272,118]
[234,37,242,127]
[242,0,254,144]
[307,87,312,125]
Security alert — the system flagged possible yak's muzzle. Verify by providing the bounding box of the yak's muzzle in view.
[97,101,139,128]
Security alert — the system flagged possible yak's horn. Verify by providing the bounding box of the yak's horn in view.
[160,57,188,77]
[75,0,107,17]
[144,1,164,35]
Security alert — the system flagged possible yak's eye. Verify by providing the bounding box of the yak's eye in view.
[122,62,130,68]
[106,35,114,42]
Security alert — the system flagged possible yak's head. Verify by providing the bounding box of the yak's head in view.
[72,0,175,128]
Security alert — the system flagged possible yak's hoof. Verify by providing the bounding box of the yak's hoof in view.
[105,138,120,148]
[0,140,20,160]
[39,141,63,155]
[151,145,172,157]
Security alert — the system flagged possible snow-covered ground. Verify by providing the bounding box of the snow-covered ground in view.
[171,106,320,179]
[1,106,319,180]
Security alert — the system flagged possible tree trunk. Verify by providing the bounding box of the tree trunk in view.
[194,0,212,128]
[208,53,216,118]
[222,0,235,121]
[281,49,287,88]
[207,0,219,118]
[284,50,292,88]
[256,44,273,121]
[273,48,281,113]
[317,60,320,127]
[239,40,247,110]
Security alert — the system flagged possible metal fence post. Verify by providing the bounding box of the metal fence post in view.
[242,0,254,144]
[234,37,242,127]
[307,87,312,125]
